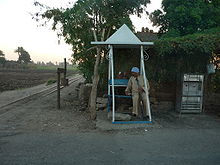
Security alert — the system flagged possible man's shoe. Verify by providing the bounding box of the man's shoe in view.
[143,116,149,120]
[132,113,137,117]
[131,113,142,120]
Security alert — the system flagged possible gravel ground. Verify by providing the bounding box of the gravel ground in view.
[0,83,50,108]
[0,75,220,164]
[0,74,96,133]
[1,74,220,133]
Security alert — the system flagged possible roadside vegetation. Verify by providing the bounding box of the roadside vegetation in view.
[33,0,152,119]
[149,0,220,93]
[32,0,220,119]
[46,79,57,85]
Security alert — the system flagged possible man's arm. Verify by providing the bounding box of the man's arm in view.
[125,78,132,95]
[140,76,150,93]
[147,80,150,91]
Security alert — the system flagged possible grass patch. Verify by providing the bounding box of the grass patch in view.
[46,79,57,85]
[34,65,79,71]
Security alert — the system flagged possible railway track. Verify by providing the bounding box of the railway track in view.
[0,74,83,114]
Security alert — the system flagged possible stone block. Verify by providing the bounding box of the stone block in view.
[96,103,107,111]
[78,83,92,103]
[96,97,108,104]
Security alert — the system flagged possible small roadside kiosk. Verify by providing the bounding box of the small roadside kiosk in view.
[91,24,154,124]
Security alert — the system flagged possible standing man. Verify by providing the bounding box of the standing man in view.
[125,67,150,119]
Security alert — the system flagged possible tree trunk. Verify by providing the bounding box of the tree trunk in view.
[89,47,101,120]
[88,29,105,120]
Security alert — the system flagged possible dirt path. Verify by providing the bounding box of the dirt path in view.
[0,74,95,133]
[0,83,49,108]
[0,73,220,134]
[0,75,220,165]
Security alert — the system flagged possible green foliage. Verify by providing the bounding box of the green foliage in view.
[160,29,180,39]
[0,57,6,65]
[15,47,32,64]
[34,0,150,82]
[33,64,57,70]
[150,0,220,36]
[210,71,220,93]
[149,0,220,87]
[38,65,78,71]
[150,27,220,82]
[46,79,57,85]
[0,50,6,65]
[0,50,5,57]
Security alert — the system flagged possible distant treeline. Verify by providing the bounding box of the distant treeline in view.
[0,60,77,71]
[0,47,76,70]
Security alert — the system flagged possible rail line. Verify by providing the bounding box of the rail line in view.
[0,75,83,114]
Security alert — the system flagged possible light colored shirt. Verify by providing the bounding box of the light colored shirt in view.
[125,75,149,95]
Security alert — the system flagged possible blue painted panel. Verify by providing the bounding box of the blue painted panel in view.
[109,79,128,85]
[112,121,153,124]
[108,95,132,98]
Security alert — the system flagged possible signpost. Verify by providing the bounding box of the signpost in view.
[57,68,65,109]
[57,58,68,109]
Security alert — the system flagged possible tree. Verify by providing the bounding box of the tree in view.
[15,47,32,64]
[34,0,151,119]
[0,50,5,57]
[149,28,220,83]
[150,0,220,37]
[0,50,6,65]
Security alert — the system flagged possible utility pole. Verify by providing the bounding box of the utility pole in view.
[64,58,67,80]
[57,67,65,109]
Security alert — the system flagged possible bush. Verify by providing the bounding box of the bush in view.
[46,79,57,85]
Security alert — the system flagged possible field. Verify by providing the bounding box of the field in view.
[34,65,78,71]
[0,69,76,92]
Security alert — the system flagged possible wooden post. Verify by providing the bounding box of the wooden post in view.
[64,58,67,80]
[57,69,61,109]
[57,68,65,109]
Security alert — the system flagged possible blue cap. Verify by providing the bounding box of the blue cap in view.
[131,67,139,73]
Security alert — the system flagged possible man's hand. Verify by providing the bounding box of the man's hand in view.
[125,91,130,95]
[138,87,145,93]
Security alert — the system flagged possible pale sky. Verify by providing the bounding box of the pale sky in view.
[0,0,161,63]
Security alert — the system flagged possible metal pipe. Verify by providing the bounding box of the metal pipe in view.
[200,75,204,111]
[141,46,152,121]
[107,47,111,112]
[110,45,115,122]
[140,50,143,75]
[108,47,111,96]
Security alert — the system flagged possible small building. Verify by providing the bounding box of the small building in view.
[92,24,154,124]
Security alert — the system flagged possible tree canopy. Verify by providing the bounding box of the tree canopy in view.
[150,0,220,37]
[15,47,32,64]
[0,50,5,57]
[34,0,152,119]
[144,27,219,84]
[147,0,220,85]
[34,0,151,81]
[0,50,6,64]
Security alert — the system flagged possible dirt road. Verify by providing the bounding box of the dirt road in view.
[0,74,220,164]
[0,74,95,133]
